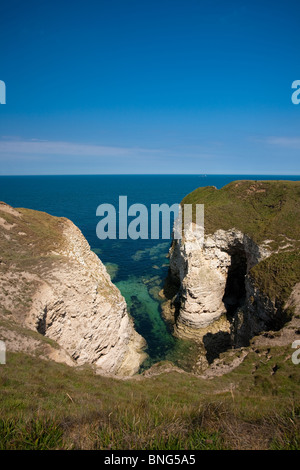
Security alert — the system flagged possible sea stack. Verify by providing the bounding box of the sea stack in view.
[165,181,300,368]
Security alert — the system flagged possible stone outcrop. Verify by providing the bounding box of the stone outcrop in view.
[168,227,271,340]
[164,181,300,369]
[0,202,146,376]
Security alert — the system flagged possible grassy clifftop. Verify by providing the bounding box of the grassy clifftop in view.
[182,180,300,249]
[0,345,299,450]
[0,202,67,266]
[182,180,300,307]
[0,203,70,328]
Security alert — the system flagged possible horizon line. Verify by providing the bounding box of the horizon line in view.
[0,173,300,176]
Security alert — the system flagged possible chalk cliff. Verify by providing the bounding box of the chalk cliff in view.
[169,227,270,335]
[164,181,300,369]
[0,202,146,376]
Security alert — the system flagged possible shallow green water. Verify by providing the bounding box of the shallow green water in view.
[112,242,175,367]
[105,242,198,371]
[116,277,173,362]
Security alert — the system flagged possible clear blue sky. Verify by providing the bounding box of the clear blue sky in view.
[0,0,300,175]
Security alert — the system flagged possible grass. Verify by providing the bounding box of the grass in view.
[250,250,300,307]
[0,417,63,450]
[0,347,299,450]
[182,180,300,248]
[0,205,67,267]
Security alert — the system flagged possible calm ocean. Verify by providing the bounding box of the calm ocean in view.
[1,174,299,368]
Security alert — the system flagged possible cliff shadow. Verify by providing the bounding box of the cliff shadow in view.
[203,331,232,364]
[222,246,247,320]
[37,306,48,335]
[162,267,181,323]
[203,246,248,363]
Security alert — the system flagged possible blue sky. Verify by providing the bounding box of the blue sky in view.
[0,0,300,175]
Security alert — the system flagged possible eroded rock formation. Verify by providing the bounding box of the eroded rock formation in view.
[0,202,146,376]
[164,181,300,370]
[169,227,270,337]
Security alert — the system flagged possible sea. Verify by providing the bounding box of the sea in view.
[0,174,299,370]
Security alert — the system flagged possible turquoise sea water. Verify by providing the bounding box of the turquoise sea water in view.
[0,175,299,369]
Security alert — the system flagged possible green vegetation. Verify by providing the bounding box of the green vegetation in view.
[182,180,300,248]
[250,251,300,306]
[0,347,299,450]
[182,179,300,312]
[0,417,63,450]
[0,206,67,266]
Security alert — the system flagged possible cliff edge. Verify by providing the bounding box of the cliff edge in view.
[164,180,300,371]
[0,202,146,376]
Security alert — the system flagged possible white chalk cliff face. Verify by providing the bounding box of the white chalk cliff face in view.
[164,180,300,372]
[0,202,146,376]
[168,225,272,342]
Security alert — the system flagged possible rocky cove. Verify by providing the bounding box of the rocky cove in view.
[0,179,299,378]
